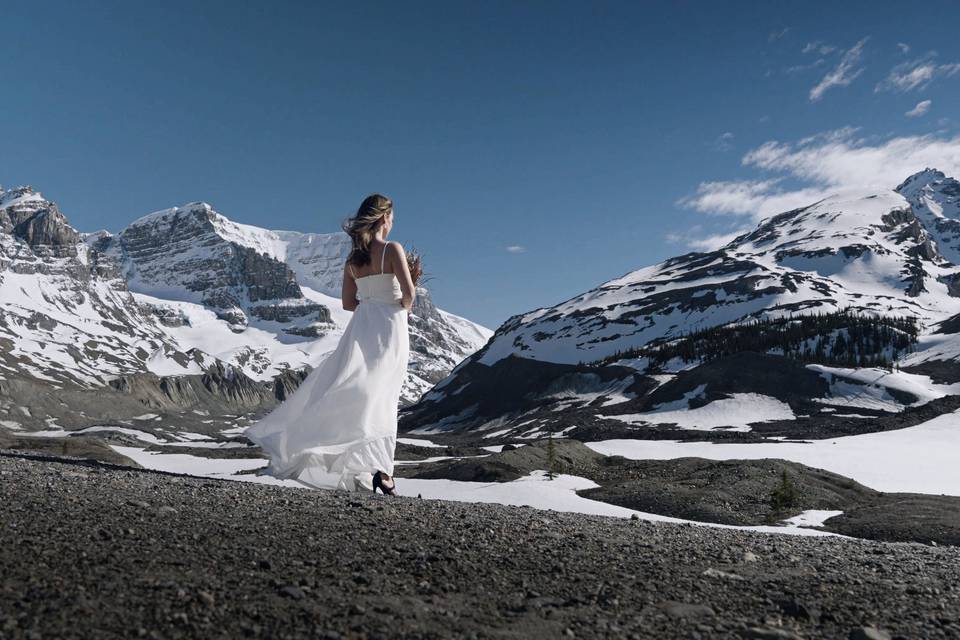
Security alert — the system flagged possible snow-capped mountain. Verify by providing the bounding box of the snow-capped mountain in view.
[401,169,960,439]
[93,203,329,330]
[895,168,960,265]
[0,186,490,431]
[90,201,491,400]
[0,186,194,387]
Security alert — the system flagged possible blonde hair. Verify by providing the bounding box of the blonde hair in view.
[342,194,392,267]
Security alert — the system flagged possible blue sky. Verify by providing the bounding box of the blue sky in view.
[4,1,960,328]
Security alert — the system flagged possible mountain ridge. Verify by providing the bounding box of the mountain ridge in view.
[0,185,491,432]
[401,169,960,439]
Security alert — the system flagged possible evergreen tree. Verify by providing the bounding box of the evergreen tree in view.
[546,431,559,481]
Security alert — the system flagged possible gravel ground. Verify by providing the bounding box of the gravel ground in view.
[2,451,960,640]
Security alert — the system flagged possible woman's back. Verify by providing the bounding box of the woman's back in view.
[350,242,402,304]
[349,241,393,278]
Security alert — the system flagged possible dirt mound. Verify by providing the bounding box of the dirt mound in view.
[409,438,603,482]
[580,457,874,526]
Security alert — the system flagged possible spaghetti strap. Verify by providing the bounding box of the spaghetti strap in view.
[348,263,356,278]
[380,242,389,274]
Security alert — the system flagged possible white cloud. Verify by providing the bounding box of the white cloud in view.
[876,54,960,92]
[768,27,790,43]
[505,245,525,253]
[715,132,735,151]
[742,128,960,189]
[665,224,746,252]
[680,128,960,221]
[878,61,935,92]
[666,225,703,245]
[802,41,836,56]
[906,100,932,118]
[680,179,829,219]
[809,38,868,101]
[897,42,911,55]
[687,230,749,251]
[785,59,825,74]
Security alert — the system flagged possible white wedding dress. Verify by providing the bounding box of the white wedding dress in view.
[245,247,409,491]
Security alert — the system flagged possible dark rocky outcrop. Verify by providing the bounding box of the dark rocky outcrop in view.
[400,354,654,434]
[639,352,829,412]
[273,366,311,401]
[0,186,80,253]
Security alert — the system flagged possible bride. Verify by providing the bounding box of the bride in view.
[245,194,415,494]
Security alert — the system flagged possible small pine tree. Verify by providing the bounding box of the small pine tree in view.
[546,431,559,481]
[770,470,801,513]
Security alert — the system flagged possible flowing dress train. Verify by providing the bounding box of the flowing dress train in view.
[245,251,409,491]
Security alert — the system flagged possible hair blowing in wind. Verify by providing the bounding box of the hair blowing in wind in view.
[342,194,393,267]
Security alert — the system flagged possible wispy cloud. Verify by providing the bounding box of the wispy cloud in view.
[905,99,932,118]
[897,42,911,55]
[809,38,868,102]
[768,27,789,43]
[802,41,836,56]
[665,225,702,245]
[785,59,825,74]
[687,230,747,251]
[876,53,960,92]
[680,179,828,219]
[665,224,744,252]
[714,132,735,152]
[505,245,525,254]
[680,128,960,221]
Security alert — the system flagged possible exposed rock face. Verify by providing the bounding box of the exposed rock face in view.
[896,168,960,265]
[273,366,312,401]
[108,203,327,327]
[0,187,80,255]
[107,363,273,411]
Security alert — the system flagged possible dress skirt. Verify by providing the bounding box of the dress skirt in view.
[245,298,409,490]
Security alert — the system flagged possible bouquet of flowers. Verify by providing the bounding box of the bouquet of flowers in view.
[406,247,426,286]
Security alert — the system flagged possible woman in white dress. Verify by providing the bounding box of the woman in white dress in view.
[245,194,415,494]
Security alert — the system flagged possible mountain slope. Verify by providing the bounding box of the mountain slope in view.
[100,203,490,401]
[0,187,202,387]
[0,186,490,432]
[401,170,960,439]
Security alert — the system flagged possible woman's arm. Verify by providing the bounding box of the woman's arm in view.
[388,242,416,311]
[341,263,359,311]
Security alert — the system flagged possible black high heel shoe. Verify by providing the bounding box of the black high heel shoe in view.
[372,470,397,495]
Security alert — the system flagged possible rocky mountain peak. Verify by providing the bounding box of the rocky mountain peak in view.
[124,202,217,237]
[0,186,79,251]
[895,168,950,196]
[894,169,960,264]
[117,201,325,329]
[0,185,41,207]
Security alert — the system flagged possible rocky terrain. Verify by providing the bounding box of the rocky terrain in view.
[396,438,960,546]
[3,450,960,640]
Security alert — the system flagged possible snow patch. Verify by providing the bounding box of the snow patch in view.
[610,394,795,431]
[586,409,960,496]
